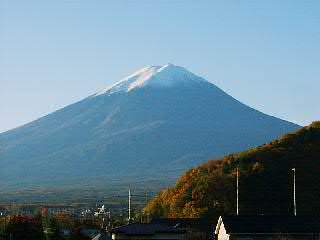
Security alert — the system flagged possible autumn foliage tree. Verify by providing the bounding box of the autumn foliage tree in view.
[145,121,320,221]
[5,215,44,240]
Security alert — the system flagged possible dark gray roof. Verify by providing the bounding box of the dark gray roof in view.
[92,233,102,240]
[220,216,320,233]
[91,232,112,240]
[151,218,211,230]
[92,233,112,240]
[111,223,186,236]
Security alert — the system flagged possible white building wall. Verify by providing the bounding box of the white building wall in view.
[217,222,230,240]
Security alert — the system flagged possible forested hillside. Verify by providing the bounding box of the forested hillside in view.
[145,121,320,220]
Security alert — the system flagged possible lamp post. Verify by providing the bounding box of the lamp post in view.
[292,168,296,216]
[128,189,131,223]
[236,167,239,216]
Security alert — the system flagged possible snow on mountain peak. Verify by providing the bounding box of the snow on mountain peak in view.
[94,64,206,96]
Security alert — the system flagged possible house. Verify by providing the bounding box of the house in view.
[0,206,8,217]
[215,215,320,240]
[110,223,186,240]
[151,218,212,240]
[59,229,72,237]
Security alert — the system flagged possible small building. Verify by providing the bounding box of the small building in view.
[110,223,186,240]
[0,206,8,217]
[59,229,72,237]
[215,215,320,240]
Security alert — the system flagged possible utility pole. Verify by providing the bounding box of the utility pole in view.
[128,189,131,223]
[106,210,111,232]
[292,168,296,216]
[236,167,239,216]
[145,191,149,223]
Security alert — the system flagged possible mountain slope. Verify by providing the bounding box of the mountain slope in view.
[145,122,320,219]
[0,64,300,191]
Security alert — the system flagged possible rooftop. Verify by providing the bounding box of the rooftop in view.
[151,218,211,230]
[110,223,186,236]
[216,215,320,234]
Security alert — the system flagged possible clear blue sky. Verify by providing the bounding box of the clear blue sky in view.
[1,1,319,133]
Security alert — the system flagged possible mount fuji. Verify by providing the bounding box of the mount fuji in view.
[0,64,300,192]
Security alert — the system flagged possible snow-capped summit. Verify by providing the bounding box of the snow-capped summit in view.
[95,64,205,96]
[0,64,300,196]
